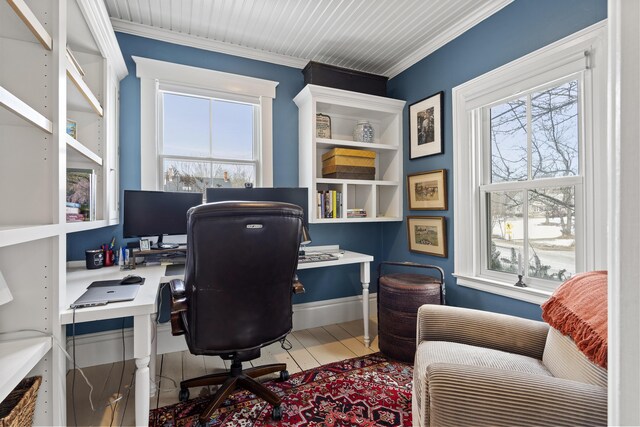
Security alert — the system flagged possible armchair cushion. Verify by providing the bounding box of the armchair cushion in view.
[424,363,606,427]
[413,340,552,424]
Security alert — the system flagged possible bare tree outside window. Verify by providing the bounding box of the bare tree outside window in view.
[487,80,579,282]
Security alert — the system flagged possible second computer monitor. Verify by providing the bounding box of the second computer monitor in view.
[205,187,309,227]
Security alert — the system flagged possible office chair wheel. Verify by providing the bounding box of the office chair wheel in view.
[272,405,283,420]
[279,370,289,381]
[178,388,190,402]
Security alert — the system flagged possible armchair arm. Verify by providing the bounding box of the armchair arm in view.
[417,305,549,359]
[426,363,607,427]
[169,279,187,336]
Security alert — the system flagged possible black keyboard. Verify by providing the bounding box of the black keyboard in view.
[298,253,339,263]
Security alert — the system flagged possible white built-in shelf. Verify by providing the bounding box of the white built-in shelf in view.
[6,0,52,50]
[66,134,102,166]
[0,224,60,248]
[66,60,104,117]
[66,220,108,233]
[316,138,398,151]
[295,84,405,224]
[0,336,51,403]
[0,86,52,133]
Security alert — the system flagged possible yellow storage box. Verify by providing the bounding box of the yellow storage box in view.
[321,148,376,179]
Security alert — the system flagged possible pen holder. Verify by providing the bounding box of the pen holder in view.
[104,249,114,267]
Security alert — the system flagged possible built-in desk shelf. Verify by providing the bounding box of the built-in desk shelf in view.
[66,220,108,234]
[0,86,52,133]
[0,336,51,403]
[66,134,102,166]
[66,60,103,117]
[6,0,52,50]
[0,224,60,248]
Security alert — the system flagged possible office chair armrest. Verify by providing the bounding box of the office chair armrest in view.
[169,279,187,336]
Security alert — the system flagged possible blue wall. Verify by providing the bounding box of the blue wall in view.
[384,0,607,321]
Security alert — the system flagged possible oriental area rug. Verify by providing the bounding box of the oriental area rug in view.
[149,353,413,426]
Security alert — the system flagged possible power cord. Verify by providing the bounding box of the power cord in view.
[280,337,292,351]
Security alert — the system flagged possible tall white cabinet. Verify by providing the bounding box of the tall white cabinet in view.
[0,0,125,424]
[294,84,405,223]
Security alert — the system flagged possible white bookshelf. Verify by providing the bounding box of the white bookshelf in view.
[0,337,51,403]
[294,84,405,223]
[0,0,126,423]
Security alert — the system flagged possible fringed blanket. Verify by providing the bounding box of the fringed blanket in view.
[541,271,608,369]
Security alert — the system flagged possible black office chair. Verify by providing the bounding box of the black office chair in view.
[169,201,304,422]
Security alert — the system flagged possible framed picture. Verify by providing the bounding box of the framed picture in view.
[316,113,332,138]
[66,119,77,140]
[407,216,447,257]
[139,239,151,251]
[409,91,443,159]
[407,169,447,210]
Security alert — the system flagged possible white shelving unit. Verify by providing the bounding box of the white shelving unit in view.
[294,84,405,223]
[0,0,126,424]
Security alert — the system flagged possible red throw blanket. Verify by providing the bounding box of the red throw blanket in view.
[541,271,608,369]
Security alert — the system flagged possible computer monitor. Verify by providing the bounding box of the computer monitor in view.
[123,190,203,249]
[205,187,310,243]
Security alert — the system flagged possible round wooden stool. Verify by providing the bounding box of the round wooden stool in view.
[377,262,444,363]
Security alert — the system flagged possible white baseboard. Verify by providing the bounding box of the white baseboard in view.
[67,294,377,368]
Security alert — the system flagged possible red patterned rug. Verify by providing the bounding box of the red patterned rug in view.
[149,353,413,426]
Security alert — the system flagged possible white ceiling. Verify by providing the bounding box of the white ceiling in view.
[107,0,512,78]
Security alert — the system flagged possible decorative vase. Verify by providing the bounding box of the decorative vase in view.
[353,120,374,143]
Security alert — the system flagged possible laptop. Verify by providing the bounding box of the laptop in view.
[70,283,140,309]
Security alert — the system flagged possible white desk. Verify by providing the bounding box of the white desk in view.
[61,248,373,426]
[61,264,168,427]
[298,248,374,346]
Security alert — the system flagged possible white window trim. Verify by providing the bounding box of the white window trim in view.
[452,21,608,304]
[133,56,278,190]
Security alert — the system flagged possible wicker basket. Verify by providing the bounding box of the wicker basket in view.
[0,376,42,427]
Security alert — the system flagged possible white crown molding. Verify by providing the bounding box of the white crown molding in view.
[111,18,309,71]
[384,0,514,78]
[77,0,127,79]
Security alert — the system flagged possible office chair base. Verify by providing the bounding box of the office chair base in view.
[179,361,288,422]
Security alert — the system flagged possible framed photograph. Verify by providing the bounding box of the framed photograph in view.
[316,113,332,138]
[409,91,443,159]
[139,239,151,251]
[407,169,447,210]
[66,119,77,140]
[407,216,447,257]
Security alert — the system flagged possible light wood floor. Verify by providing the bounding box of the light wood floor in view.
[67,319,379,426]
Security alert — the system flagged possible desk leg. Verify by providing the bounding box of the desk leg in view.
[360,262,371,347]
[134,314,152,427]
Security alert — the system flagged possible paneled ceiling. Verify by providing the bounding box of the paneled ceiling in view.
[107,0,512,78]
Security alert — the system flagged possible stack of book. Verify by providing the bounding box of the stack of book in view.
[347,208,367,218]
[66,202,85,222]
[317,190,343,219]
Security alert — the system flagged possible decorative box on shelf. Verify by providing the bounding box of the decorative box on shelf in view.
[321,148,376,180]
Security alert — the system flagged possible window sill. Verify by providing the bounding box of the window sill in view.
[453,273,552,305]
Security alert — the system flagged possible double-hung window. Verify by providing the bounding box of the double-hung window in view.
[134,57,277,193]
[452,23,607,303]
[159,89,258,193]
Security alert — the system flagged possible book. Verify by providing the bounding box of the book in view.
[66,202,81,208]
[66,206,80,214]
[66,168,96,222]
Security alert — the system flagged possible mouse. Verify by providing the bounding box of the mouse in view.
[120,274,143,285]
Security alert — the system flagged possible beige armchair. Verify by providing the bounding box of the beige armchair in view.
[413,305,607,426]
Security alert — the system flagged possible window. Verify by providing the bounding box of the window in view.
[160,90,257,193]
[134,57,278,192]
[452,23,607,303]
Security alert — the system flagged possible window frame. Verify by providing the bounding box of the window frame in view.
[452,22,607,304]
[133,56,278,191]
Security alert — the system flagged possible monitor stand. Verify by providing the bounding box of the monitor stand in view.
[152,235,179,250]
